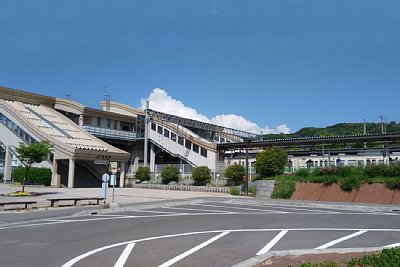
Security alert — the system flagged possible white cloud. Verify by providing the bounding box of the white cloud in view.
[141,88,210,123]
[141,88,290,134]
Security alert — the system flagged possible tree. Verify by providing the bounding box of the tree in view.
[224,164,245,185]
[192,166,211,186]
[161,165,180,184]
[15,141,52,192]
[135,166,150,181]
[255,148,288,177]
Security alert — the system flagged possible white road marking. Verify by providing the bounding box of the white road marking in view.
[163,206,235,213]
[237,201,398,215]
[62,228,400,267]
[256,230,288,255]
[195,203,288,213]
[233,202,343,214]
[315,230,367,249]
[114,243,135,267]
[46,219,76,222]
[384,242,400,248]
[158,231,230,267]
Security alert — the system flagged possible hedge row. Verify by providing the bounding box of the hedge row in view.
[12,167,51,186]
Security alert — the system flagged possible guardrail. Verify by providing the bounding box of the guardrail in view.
[132,183,229,193]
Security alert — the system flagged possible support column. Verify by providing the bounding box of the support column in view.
[3,146,12,183]
[51,158,60,187]
[78,114,84,128]
[67,158,75,188]
[119,161,126,188]
[150,144,155,172]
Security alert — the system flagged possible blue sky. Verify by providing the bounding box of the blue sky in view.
[1,0,399,133]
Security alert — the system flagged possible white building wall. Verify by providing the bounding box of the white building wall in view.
[148,126,217,170]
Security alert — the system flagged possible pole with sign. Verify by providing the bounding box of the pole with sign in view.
[110,162,118,207]
[101,173,110,204]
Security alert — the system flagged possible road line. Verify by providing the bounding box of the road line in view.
[62,228,400,266]
[236,202,342,214]
[195,203,288,213]
[163,206,235,213]
[158,231,230,267]
[256,230,288,255]
[315,230,367,249]
[114,243,135,267]
[384,242,400,248]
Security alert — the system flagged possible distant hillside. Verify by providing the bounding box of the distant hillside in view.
[262,122,400,140]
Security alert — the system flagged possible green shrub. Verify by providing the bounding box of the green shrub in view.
[314,166,337,176]
[364,164,386,177]
[249,185,256,197]
[335,166,359,177]
[271,178,295,199]
[322,176,338,187]
[224,164,245,185]
[339,176,362,192]
[348,248,400,267]
[192,166,211,186]
[161,166,180,184]
[295,169,310,178]
[385,163,400,177]
[135,166,150,181]
[229,186,240,196]
[300,261,338,267]
[385,178,400,190]
[12,167,51,186]
[255,148,288,177]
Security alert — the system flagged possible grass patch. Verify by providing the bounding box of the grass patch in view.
[385,177,400,190]
[267,165,400,199]
[271,176,295,199]
[248,185,257,197]
[339,176,363,192]
[348,247,400,267]
[299,261,338,267]
[229,186,240,196]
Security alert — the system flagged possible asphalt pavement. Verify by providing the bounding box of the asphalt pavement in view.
[2,183,400,267]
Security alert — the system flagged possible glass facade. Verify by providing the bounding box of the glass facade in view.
[0,112,37,144]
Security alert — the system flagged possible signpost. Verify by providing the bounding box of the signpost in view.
[101,173,110,204]
[110,162,118,207]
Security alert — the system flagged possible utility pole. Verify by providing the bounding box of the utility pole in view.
[363,119,366,148]
[144,101,149,167]
[380,115,386,134]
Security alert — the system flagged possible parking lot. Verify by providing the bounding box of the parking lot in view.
[1,199,400,267]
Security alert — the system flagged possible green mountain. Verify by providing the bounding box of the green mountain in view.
[262,122,400,140]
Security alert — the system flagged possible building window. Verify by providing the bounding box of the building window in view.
[97,117,101,127]
[201,147,207,158]
[113,120,118,129]
[193,143,199,153]
[121,121,131,131]
[178,136,184,145]
[185,140,192,149]
[107,119,111,128]
[151,123,156,131]
[157,126,163,134]
[171,132,176,142]
[164,129,170,138]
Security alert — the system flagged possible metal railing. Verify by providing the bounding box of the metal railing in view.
[83,126,137,141]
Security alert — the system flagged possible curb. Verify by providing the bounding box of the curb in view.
[232,246,385,267]
[227,199,400,213]
[73,199,206,216]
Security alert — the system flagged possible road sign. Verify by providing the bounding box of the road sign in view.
[110,175,116,186]
[110,161,118,175]
[102,173,110,182]
[94,160,109,165]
